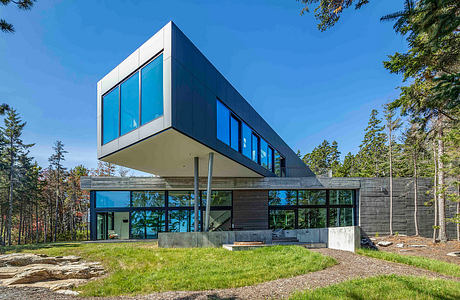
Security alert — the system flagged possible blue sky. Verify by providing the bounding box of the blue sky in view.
[0,0,407,172]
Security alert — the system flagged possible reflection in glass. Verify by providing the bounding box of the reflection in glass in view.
[208,210,231,231]
[141,54,163,125]
[298,208,326,228]
[102,87,119,144]
[120,72,139,135]
[260,138,268,169]
[230,116,240,151]
[217,100,230,145]
[298,190,326,205]
[242,123,251,158]
[274,151,281,176]
[201,191,232,206]
[269,210,295,229]
[95,191,130,208]
[251,133,259,163]
[267,147,273,172]
[132,191,165,207]
[329,190,354,205]
[268,190,297,206]
[97,212,129,240]
[329,207,354,227]
[130,210,165,239]
[168,191,194,207]
[168,210,195,232]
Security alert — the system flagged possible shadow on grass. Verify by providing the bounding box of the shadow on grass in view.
[0,242,81,254]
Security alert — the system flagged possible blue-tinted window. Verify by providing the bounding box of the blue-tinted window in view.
[120,73,139,135]
[217,100,230,144]
[329,190,354,205]
[130,210,165,239]
[102,87,119,144]
[131,191,165,207]
[268,190,297,206]
[251,133,259,163]
[168,191,194,207]
[141,54,163,125]
[260,138,268,169]
[268,147,273,171]
[95,191,130,208]
[274,151,281,176]
[168,210,196,232]
[242,123,251,158]
[230,116,240,151]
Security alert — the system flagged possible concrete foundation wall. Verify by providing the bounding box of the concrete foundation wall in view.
[158,230,272,248]
[327,226,361,252]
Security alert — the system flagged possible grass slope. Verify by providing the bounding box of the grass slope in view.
[357,248,460,277]
[11,242,336,296]
[291,275,460,300]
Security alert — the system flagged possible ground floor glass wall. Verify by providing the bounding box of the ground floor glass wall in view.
[269,190,355,230]
[93,190,232,240]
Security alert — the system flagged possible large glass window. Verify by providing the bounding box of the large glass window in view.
[260,138,268,169]
[168,210,196,232]
[241,123,251,158]
[201,191,232,206]
[131,191,165,207]
[230,116,240,151]
[130,210,165,239]
[329,190,354,205]
[269,210,295,230]
[251,133,259,163]
[298,208,326,228]
[267,147,273,171]
[208,210,231,231]
[120,72,139,135]
[141,54,163,125]
[168,191,194,207]
[269,190,297,206]
[95,191,130,208]
[329,207,354,227]
[274,151,282,176]
[268,189,355,230]
[298,190,326,205]
[102,87,119,144]
[217,100,230,145]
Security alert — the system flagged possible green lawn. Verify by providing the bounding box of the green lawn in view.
[291,275,460,300]
[7,242,336,296]
[357,248,460,277]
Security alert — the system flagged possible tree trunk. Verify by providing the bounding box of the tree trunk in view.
[433,141,438,242]
[389,125,393,235]
[457,184,459,242]
[7,151,14,246]
[414,153,419,236]
[54,168,60,242]
[437,124,448,242]
[17,203,23,245]
[35,200,39,243]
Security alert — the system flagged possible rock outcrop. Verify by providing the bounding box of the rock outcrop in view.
[0,253,105,295]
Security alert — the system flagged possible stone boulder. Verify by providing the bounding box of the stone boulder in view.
[0,253,105,295]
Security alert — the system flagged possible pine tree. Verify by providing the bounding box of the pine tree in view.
[0,108,33,245]
[357,109,388,177]
[302,140,341,176]
[48,140,67,242]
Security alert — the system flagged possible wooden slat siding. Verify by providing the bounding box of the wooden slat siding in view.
[80,176,361,190]
[359,177,458,238]
[232,190,268,230]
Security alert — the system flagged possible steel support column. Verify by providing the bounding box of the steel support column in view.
[204,152,214,232]
[194,157,199,232]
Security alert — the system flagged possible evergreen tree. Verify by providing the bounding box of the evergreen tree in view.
[48,140,67,242]
[356,109,388,177]
[0,108,33,245]
[302,140,341,176]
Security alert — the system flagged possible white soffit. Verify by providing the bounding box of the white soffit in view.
[101,129,262,178]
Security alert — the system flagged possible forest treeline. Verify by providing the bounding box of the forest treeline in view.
[0,107,126,246]
[302,0,459,242]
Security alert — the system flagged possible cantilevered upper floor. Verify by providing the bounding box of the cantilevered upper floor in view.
[97,22,313,178]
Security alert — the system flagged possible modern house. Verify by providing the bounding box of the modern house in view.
[82,22,454,241]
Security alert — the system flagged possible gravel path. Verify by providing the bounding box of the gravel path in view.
[1,248,458,300]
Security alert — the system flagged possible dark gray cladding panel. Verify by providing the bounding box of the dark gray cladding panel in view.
[233,190,268,230]
[169,22,313,177]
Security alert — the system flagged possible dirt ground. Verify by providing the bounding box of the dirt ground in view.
[372,235,460,264]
